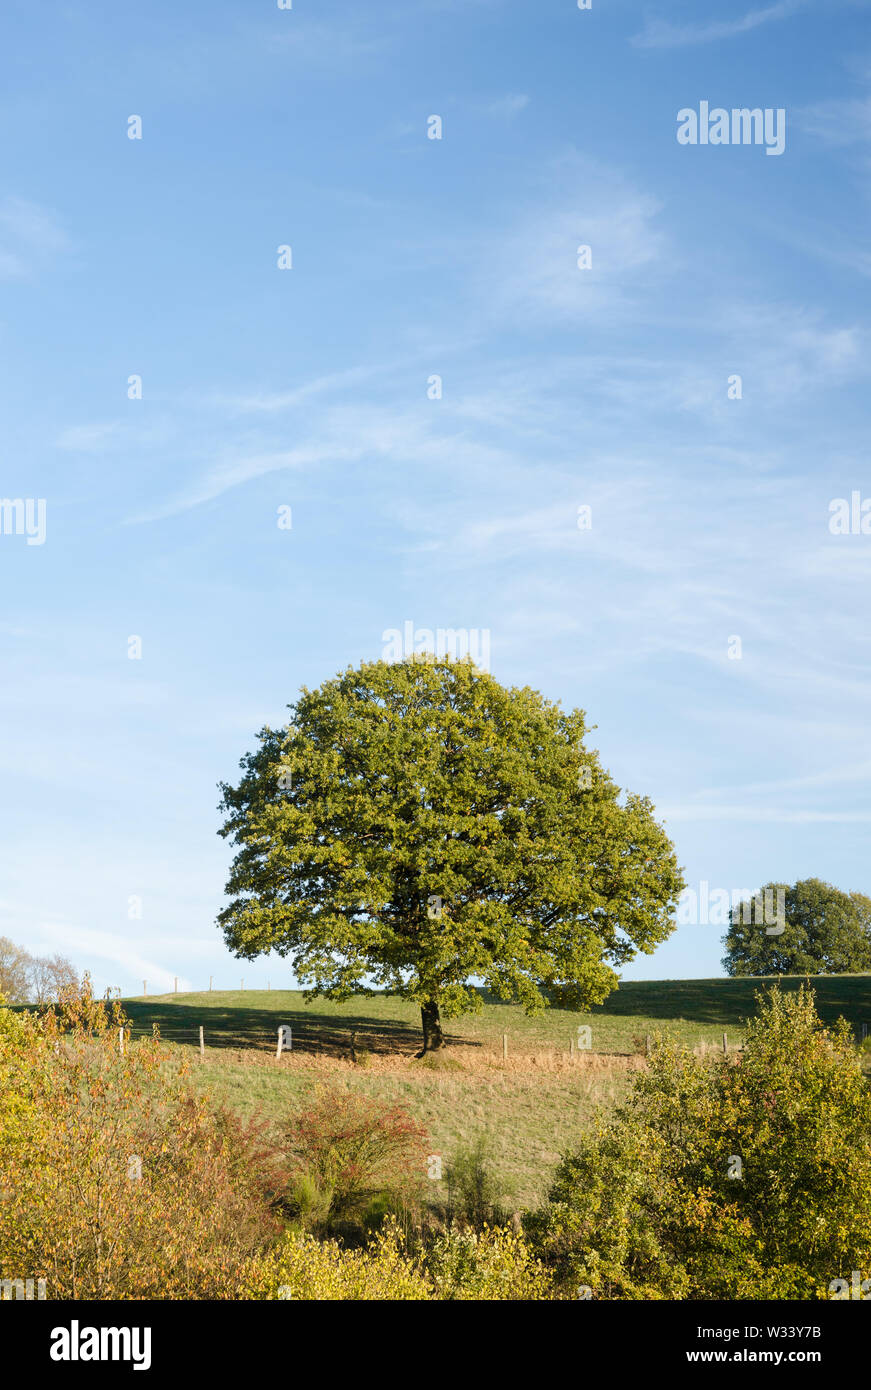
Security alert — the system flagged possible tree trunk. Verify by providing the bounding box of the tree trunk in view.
[418,1000,444,1055]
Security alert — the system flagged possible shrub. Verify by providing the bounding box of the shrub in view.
[241,1219,430,1300]
[527,986,871,1300]
[523,1116,691,1300]
[426,1225,554,1301]
[275,1087,429,1241]
[241,1218,553,1300]
[0,979,278,1298]
[443,1136,511,1232]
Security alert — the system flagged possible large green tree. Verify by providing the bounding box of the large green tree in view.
[217,658,684,1052]
[723,877,871,977]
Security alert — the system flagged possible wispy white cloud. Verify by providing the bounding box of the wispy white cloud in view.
[483,94,529,118]
[661,804,871,823]
[632,1,806,50]
[128,446,327,522]
[691,757,871,800]
[207,363,388,416]
[36,923,191,993]
[128,396,514,522]
[0,197,69,279]
[796,94,871,145]
[718,302,867,398]
[478,156,669,325]
[57,422,120,451]
[266,20,390,67]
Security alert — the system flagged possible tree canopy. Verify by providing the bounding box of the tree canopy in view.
[217,658,684,1051]
[722,877,871,977]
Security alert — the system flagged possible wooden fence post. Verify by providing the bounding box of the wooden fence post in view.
[143,981,147,998]
[199,1026,205,1062]
[723,1032,728,1054]
[502,1033,508,1061]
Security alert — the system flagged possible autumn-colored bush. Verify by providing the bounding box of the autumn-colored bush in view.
[241,1218,430,1300]
[527,986,871,1299]
[425,1225,553,1300]
[275,1086,430,1241]
[0,980,279,1299]
[240,1217,553,1300]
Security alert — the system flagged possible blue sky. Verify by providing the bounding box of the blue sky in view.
[2,0,871,995]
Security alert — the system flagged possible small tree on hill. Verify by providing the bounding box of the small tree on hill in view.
[217,657,684,1052]
[723,877,871,977]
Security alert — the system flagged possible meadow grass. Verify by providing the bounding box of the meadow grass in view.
[118,975,871,1208]
[121,974,871,1055]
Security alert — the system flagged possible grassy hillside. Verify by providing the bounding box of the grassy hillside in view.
[117,976,871,1208]
[121,974,871,1053]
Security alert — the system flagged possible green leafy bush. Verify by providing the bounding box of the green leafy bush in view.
[426,1225,553,1300]
[527,986,871,1299]
[443,1136,512,1232]
[241,1219,553,1301]
[241,1219,430,1300]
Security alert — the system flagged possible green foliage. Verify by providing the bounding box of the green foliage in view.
[241,1219,554,1301]
[527,986,871,1299]
[723,878,871,977]
[240,1223,430,1295]
[0,992,25,1039]
[241,1220,431,1300]
[10,974,868,1302]
[443,1136,511,1232]
[425,1225,554,1300]
[217,657,684,1047]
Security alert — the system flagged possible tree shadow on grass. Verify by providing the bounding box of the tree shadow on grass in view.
[471,978,871,1036]
[582,976,871,1031]
[121,999,480,1058]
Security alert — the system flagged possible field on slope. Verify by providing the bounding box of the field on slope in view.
[122,976,871,1209]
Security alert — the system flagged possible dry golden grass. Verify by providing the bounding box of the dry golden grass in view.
[159,1040,638,1209]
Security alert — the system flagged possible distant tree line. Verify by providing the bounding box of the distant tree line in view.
[0,935,78,1004]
